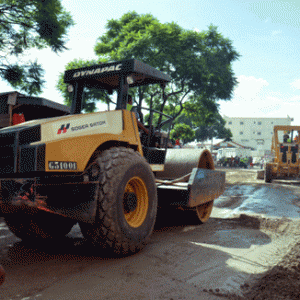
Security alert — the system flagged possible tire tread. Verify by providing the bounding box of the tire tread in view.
[81,147,156,255]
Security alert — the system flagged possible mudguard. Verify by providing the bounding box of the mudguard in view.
[156,168,226,208]
[187,168,225,207]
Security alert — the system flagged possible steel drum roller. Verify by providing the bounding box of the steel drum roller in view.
[156,149,214,180]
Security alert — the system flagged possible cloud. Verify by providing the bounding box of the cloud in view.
[234,75,269,101]
[262,102,300,125]
[290,95,300,102]
[220,75,300,124]
[220,88,300,125]
[193,28,200,32]
[290,79,300,90]
[271,30,282,36]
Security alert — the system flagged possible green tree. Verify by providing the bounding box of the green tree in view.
[194,119,232,142]
[56,58,114,112]
[57,11,240,121]
[184,96,232,141]
[0,0,74,95]
[170,123,195,144]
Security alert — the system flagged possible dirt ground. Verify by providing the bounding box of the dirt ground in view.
[239,240,300,300]
[222,168,300,300]
[1,168,300,299]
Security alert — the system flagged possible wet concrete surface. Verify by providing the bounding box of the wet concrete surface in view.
[213,183,300,219]
[1,168,300,299]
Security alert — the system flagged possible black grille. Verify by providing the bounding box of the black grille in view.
[0,131,17,174]
[19,146,35,173]
[0,125,41,175]
[19,144,45,173]
[19,125,41,145]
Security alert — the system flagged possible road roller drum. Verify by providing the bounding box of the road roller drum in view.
[156,149,215,180]
[155,149,225,211]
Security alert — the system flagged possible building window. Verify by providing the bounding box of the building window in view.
[240,121,244,125]
[253,131,255,134]
[257,132,261,135]
[271,122,273,124]
[240,131,243,135]
[241,139,249,142]
[258,121,262,125]
[254,121,256,124]
[257,140,264,145]
[228,121,232,125]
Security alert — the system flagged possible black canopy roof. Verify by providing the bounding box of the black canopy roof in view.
[64,59,171,90]
[0,92,70,120]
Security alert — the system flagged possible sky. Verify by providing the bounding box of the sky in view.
[1,0,300,123]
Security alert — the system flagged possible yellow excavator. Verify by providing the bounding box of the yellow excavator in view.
[0,59,225,256]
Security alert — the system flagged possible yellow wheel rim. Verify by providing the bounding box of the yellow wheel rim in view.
[196,201,214,223]
[123,177,149,228]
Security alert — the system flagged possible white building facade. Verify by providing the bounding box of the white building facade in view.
[223,115,294,151]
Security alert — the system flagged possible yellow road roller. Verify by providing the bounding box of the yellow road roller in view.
[0,59,225,255]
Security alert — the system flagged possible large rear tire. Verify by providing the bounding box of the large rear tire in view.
[265,164,272,183]
[80,147,157,255]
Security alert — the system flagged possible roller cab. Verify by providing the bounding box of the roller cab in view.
[0,59,225,255]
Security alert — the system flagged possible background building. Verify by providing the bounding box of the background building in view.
[223,115,294,151]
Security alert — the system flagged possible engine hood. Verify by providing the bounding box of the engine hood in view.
[0,110,124,145]
[0,115,68,134]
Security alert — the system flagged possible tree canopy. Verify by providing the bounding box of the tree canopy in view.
[57,11,239,139]
[170,123,195,144]
[183,96,232,142]
[0,0,74,94]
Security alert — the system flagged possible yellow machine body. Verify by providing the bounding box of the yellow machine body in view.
[265,125,300,182]
[0,59,225,249]
[41,109,144,171]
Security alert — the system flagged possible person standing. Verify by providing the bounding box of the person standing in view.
[248,156,253,168]
[283,132,290,143]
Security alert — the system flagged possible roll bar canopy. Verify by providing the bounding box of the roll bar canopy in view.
[64,59,171,113]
